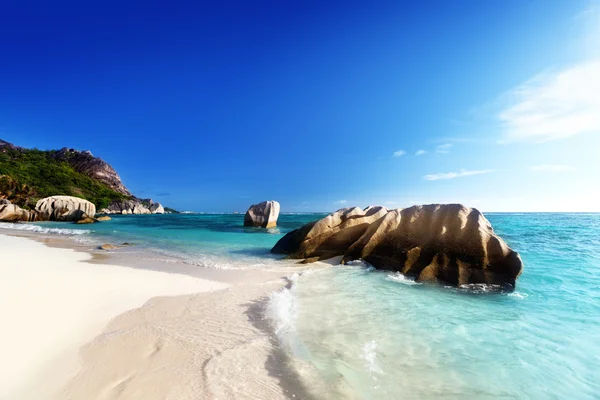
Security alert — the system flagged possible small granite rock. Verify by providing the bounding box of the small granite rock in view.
[244,200,280,228]
[96,216,112,221]
[76,216,95,224]
[99,244,118,250]
[0,199,11,205]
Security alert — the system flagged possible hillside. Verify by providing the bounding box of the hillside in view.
[0,139,131,210]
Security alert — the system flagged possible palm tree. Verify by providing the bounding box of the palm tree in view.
[0,175,36,207]
[0,175,17,199]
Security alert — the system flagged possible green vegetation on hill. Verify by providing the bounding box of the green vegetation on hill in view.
[0,148,129,210]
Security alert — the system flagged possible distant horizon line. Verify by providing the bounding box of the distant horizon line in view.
[175,210,600,214]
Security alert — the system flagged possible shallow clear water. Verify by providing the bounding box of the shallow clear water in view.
[269,213,600,399]
[0,213,324,268]
[2,212,599,398]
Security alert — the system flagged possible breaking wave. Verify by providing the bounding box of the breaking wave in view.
[0,222,90,235]
[386,272,421,285]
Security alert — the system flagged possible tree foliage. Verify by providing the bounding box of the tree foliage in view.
[0,148,129,209]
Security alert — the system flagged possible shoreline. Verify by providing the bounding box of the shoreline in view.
[0,224,301,286]
[0,229,315,399]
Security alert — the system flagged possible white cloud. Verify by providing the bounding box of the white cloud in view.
[393,150,406,157]
[435,143,453,154]
[384,201,397,205]
[498,59,600,142]
[335,199,348,205]
[415,149,427,156]
[531,164,576,172]
[579,1,600,57]
[424,169,495,181]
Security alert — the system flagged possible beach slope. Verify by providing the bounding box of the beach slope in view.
[0,234,298,399]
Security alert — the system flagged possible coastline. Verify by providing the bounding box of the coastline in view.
[0,230,314,400]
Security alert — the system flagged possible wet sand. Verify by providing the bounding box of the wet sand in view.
[0,232,313,400]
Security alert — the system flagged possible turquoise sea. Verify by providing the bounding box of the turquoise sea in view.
[2,212,599,399]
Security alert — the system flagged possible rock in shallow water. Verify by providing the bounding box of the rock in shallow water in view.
[76,216,96,224]
[244,200,280,228]
[271,204,523,288]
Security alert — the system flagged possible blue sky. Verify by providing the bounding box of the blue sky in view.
[1,0,599,212]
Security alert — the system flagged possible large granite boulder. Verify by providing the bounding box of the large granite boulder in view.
[132,203,151,214]
[0,204,38,222]
[150,202,165,214]
[272,204,523,289]
[99,199,133,214]
[35,196,96,221]
[272,206,389,260]
[244,200,280,228]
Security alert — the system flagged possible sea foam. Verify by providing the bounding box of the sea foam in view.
[264,272,316,361]
[361,340,383,377]
[0,223,90,236]
[386,272,421,285]
[266,274,299,338]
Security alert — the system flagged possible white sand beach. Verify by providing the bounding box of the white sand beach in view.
[0,234,301,400]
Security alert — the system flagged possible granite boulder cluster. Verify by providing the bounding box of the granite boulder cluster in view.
[99,198,165,215]
[0,195,101,223]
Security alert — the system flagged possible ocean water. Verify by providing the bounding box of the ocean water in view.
[2,212,599,398]
[0,213,324,269]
